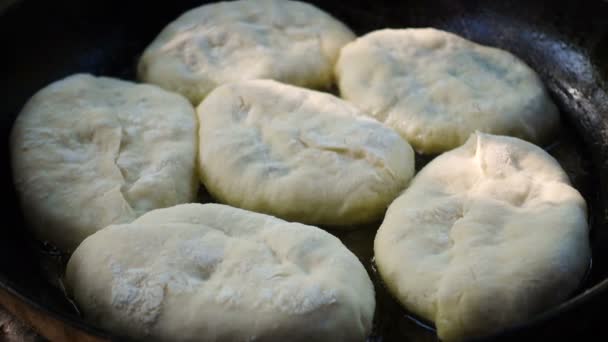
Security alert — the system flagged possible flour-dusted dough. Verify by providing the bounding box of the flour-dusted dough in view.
[374,132,590,341]
[10,74,198,252]
[198,79,415,227]
[336,28,559,154]
[138,0,356,105]
[66,203,375,341]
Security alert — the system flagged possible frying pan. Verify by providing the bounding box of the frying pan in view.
[1,0,607,341]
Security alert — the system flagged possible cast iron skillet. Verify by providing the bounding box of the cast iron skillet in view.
[1,0,608,341]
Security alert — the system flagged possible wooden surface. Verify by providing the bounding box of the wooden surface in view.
[0,286,108,342]
[0,304,45,341]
